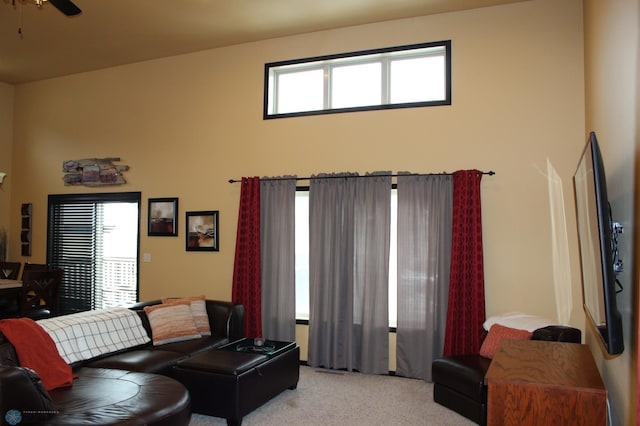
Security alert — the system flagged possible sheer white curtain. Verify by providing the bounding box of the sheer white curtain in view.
[395,173,452,380]
[308,172,391,374]
[260,177,297,341]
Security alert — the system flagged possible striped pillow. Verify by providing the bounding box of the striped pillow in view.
[144,300,201,345]
[161,295,211,336]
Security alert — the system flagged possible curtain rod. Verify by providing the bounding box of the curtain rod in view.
[228,170,495,183]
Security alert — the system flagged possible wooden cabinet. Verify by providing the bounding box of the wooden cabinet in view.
[485,339,606,426]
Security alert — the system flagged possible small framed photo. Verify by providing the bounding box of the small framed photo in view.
[186,211,219,251]
[148,198,179,236]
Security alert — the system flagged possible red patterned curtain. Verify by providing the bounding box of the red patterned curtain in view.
[443,170,486,356]
[232,177,262,338]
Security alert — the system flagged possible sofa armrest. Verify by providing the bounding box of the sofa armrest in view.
[0,334,20,367]
[205,300,245,341]
[0,366,56,422]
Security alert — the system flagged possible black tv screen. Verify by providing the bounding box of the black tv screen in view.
[573,131,624,355]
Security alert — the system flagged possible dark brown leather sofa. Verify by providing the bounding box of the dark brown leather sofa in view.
[85,299,244,374]
[0,365,192,425]
[431,325,582,426]
[0,299,245,425]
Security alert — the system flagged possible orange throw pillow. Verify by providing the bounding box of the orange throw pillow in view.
[479,323,533,359]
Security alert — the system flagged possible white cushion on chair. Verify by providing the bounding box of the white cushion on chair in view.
[483,312,554,332]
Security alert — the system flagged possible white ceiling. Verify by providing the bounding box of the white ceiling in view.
[0,0,527,85]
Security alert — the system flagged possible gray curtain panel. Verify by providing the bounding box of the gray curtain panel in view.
[260,177,297,342]
[395,173,452,381]
[308,172,390,374]
[352,172,391,374]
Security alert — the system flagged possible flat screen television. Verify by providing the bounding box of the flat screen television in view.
[573,131,624,355]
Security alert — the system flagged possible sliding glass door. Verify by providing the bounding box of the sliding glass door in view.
[47,192,141,314]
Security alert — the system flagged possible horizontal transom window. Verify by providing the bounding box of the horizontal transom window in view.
[264,40,451,119]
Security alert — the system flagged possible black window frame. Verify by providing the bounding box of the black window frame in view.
[264,40,452,119]
[47,191,141,314]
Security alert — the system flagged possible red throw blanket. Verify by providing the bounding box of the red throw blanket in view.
[0,318,73,390]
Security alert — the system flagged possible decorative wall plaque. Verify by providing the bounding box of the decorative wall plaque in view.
[63,158,129,186]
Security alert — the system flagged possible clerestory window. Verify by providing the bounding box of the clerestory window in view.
[264,40,451,119]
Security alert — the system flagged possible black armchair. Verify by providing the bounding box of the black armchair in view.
[431,325,581,425]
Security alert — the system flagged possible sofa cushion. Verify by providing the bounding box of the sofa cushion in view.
[144,301,201,346]
[479,324,532,359]
[153,335,230,356]
[85,349,188,375]
[162,295,211,336]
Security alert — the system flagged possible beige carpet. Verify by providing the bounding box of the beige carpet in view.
[189,365,475,425]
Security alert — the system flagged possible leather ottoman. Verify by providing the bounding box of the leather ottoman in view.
[171,339,299,426]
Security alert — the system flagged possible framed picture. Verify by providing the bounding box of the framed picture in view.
[186,211,219,251]
[148,198,179,236]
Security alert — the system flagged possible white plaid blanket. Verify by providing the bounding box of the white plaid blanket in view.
[37,307,151,364]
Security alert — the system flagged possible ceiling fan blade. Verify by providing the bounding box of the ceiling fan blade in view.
[47,0,81,16]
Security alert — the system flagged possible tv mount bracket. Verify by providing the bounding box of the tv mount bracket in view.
[612,220,624,275]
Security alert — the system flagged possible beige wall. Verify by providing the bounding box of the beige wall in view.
[0,83,14,247]
[584,0,639,424]
[5,0,593,398]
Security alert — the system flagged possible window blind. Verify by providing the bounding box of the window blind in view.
[47,192,141,314]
